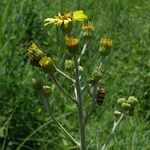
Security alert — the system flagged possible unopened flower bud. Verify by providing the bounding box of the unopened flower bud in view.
[65,60,75,71]
[121,102,131,110]
[41,85,51,97]
[87,77,95,85]
[127,96,138,107]
[92,68,102,82]
[32,78,44,90]
[78,66,84,74]
[65,36,80,55]
[114,111,122,117]
[117,98,126,107]
[39,56,56,75]
[27,42,45,67]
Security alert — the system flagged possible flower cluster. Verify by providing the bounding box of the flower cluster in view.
[44,10,87,34]
[114,96,139,117]
[44,10,88,27]
[27,43,56,75]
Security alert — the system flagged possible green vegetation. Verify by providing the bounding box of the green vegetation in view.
[0,0,149,149]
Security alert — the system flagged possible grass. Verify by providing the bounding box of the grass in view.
[0,0,149,149]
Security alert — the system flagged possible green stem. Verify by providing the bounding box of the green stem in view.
[56,68,75,83]
[74,57,86,150]
[101,112,127,150]
[53,75,77,104]
[78,43,87,63]
[43,99,80,148]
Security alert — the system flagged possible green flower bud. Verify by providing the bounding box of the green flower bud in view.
[32,78,43,90]
[39,56,56,75]
[117,98,126,107]
[41,85,52,97]
[87,77,95,85]
[114,111,122,117]
[92,68,102,82]
[65,60,75,71]
[78,66,84,74]
[127,96,138,107]
[121,102,131,110]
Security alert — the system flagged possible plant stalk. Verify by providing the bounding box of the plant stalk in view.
[74,57,86,150]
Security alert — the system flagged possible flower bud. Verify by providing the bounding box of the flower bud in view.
[99,38,113,56]
[117,98,126,107]
[92,68,102,82]
[41,85,51,97]
[87,77,95,85]
[65,60,75,71]
[65,36,80,55]
[82,21,94,38]
[121,102,131,110]
[127,96,138,107]
[39,56,56,75]
[114,111,122,117]
[78,66,84,74]
[27,42,45,67]
[32,78,44,90]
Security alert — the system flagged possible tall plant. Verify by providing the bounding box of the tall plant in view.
[25,10,138,150]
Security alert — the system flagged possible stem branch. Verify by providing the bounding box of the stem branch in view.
[53,75,77,104]
[43,99,80,147]
[56,68,75,83]
[101,112,127,150]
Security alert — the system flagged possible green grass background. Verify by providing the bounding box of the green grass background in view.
[0,0,149,149]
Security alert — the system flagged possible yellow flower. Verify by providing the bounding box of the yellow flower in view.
[44,12,72,27]
[82,21,94,31]
[82,21,94,38]
[100,38,113,48]
[72,10,88,21]
[39,56,56,75]
[99,38,113,56]
[44,10,87,28]
[65,36,80,55]
[27,42,45,67]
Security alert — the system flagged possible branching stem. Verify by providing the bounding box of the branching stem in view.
[43,99,80,148]
[74,56,86,150]
[78,43,87,63]
[56,68,75,83]
[101,112,128,150]
[53,75,77,104]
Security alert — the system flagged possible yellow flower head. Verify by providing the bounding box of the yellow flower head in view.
[39,56,56,74]
[82,21,94,31]
[44,10,87,28]
[72,10,88,21]
[27,42,45,67]
[65,36,80,55]
[100,38,113,48]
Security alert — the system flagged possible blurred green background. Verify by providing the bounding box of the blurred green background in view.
[0,0,149,149]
